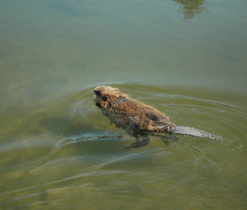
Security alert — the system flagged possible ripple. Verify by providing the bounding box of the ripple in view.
[1,84,246,209]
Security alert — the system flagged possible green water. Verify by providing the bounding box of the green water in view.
[1,0,247,209]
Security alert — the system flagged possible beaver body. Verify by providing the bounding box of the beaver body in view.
[93,86,222,148]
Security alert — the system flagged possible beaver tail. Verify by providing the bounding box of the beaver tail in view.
[171,126,222,141]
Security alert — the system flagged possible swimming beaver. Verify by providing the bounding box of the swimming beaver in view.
[93,86,222,148]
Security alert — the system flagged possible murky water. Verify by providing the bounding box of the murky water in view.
[1,0,247,209]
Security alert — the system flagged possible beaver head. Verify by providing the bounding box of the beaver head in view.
[93,86,127,109]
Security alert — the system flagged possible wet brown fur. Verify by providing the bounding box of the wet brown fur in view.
[93,86,175,148]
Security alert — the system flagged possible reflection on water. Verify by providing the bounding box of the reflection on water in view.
[1,0,247,209]
[174,0,205,19]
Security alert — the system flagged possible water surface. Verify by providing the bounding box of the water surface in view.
[1,0,247,209]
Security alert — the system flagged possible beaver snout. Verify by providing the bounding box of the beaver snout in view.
[95,102,101,108]
[93,90,101,96]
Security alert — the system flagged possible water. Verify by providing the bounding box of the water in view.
[1,0,247,209]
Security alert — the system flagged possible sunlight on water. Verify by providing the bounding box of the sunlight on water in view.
[1,0,247,209]
[1,85,246,209]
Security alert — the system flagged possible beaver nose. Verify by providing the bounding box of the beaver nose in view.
[93,90,101,96]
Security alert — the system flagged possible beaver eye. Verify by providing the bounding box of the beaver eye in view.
[102,95,109,101]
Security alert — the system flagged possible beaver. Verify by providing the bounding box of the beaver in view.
[93,86,222,148]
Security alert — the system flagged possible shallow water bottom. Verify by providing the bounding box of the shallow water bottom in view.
[0,85,246,209]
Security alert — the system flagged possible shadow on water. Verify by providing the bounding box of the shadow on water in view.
[173,0,206,19]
